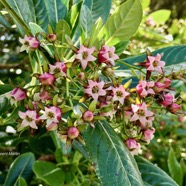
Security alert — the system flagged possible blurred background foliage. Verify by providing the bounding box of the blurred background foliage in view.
[0,0,186,185]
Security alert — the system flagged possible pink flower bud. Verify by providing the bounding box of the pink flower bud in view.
[40,91,51,101]
[161,93,174,106]
[47,34,57,42]
[67,127,79,139]
[143,128,155,144]
[126,139,141,155]
[29,37,40,49]
[169,103,181,113]
[83,111,94,122]
[78,72,85,80]
[11,88,26,101]
[154,82,166,92]
[39,72,55,85]
[46,122,58,131]
[164,78,172,87]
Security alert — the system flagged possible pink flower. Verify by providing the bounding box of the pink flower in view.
[130,102,154,126]
[169,103,181,113]
[40,106,61,126]
[126,139,141,155]
[161,93,174,106]
[49,62,67,77]
[163,78,172,87]
[146,54,165,73]
[100,101,116,120]
[84,80,106,101]
[143,128,155,144]
[136,80,155,97]
[39,73,55,85]
[19,35,39,53]
[83,111,94,122]
[75,45,96,69]
[46,122,58,131]
[154,82,166,92]
[98,45,119,66]
[18,110,38,129]
[6,88,26,106]
[67,127,79,139]
[112,85,130,104]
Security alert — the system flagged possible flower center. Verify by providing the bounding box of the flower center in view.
[54,67,61,73]
[82,51,88,59]
[116,91,123,97]
[92,86,99,93]
[26,116,33,122]
[153,61,158,67]
[47,112,54,119]
[138,110,145,116]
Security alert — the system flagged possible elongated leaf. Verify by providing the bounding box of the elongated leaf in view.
[99,0,142,46]
[0,84,13,96]
[33,161,65,186]
[16,177,28,186]
[118,45,186,69]
[83,120,143,186]
[0,12,11,28]
[168,148,183,186]
[135,156,178,186]
[4,153,35,186]
[44,0,68,29]
[84,0,112,24]
[0,97,10,115]
[79,5,93,38]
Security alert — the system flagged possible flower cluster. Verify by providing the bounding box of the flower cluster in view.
[6,35,185,155]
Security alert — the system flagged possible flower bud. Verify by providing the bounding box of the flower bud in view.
[39,72,55,85]
[143,128,155,144]
[67,127,79,139]
[169,103,181,113]
[161,93,174,107]
[47,34,57,42]
[102,67,114,77]
[83,110,94,122]
[78,72,85,80]
[11,88,26,101]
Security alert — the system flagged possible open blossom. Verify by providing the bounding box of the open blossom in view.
[136,80,155,97]
[112,85,130,104]
[18,110,38,129]
[19,35,40,53]
[49,62,67,77]
[40,106,61,126]
[143,128,155,144]
[130,102,154,126]
[126,139,141,155]
[75,45,96,69]
[84,80,106,101]
[39,72,55,85]
[98,45,119,66]
[146,54,165,73]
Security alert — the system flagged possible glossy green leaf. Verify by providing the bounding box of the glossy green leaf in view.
[16,177,28,186]
[0,97,10,115]
[33,161,65,186]
[118,45,186,69]
[83,120,143,186]
[148,10,171,24]
[83,0,112,24]
[0,12,11,28]
[99,0,142,46]
[135,156,178,186]
[4,152,35,186]
[79,5,93,38]
[0,84,12,96]
[168,148,183,186]
[29,22,45,36]
[115,41,130,55]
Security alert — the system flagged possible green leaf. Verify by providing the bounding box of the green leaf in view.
[135,156,178,186]
[29,22,45,36]
[0,12,11,28]
[99,0,142,46]
[83,0,112,24]
[168,148,183,186]
[4,152,35,186]
[33,161,65,186]
[16,177,28,186]
[0,84,13,96]
[0,97,10,115]
[118,45,186,69]
[115,41,130,56]
[148,10,171,24]
[79,5,93,38]
[43,0,68,29]
[83,120,143,186]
